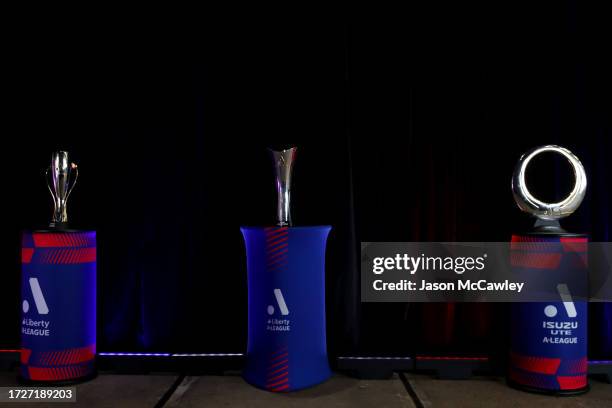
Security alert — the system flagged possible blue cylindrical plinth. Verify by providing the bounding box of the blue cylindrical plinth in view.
[241,226,331,392]
[509,234,588,394]
[20,230,97,383]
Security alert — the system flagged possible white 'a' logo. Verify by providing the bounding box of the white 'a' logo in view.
[267,288,289,316]
[22,278,49,315]
[544,283,577,318]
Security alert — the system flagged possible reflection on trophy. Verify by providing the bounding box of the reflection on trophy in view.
[269,147,297,227]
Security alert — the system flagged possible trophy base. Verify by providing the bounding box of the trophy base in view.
[32,227,87,233]
[48,221,70,230]
[507,379,589,396]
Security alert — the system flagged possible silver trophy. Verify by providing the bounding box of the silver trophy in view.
[270,147,297,227]
[511,145,587,221]
[46,151,78,226]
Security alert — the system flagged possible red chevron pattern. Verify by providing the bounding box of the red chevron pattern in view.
[557,375,588,390]
[511,235,588,253]
[560,357,588,375]
[32,233,95,248]
[266,346,290,392]
[508,368,551,390]
[560,238,588,253]
[38,248,97,264]
[510,241,561,252]
[510,352,561,375]
[38,344,96,366]
[510,252,562,269]
[28,364,92,381]
[264,227,289,272]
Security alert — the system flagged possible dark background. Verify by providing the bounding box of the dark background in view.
[2,3,611,359]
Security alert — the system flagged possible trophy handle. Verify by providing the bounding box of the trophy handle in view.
[45,167,58,214]
[65,163,78,201]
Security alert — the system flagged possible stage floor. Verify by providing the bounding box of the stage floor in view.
[0,372,610,407]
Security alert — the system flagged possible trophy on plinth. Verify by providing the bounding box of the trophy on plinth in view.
[20,151,97,383]
[508,145,588,395]
[241,147,332,392]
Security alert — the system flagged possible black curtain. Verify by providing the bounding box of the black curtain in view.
[1,3,611,358]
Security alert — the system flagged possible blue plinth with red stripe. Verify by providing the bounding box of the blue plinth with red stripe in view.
[509,234,588,393]
[241,226,332,392]
[20,230,96,382]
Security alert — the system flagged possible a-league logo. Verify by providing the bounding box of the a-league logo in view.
[267,288,289,316]
[544,283,577,318]
[22,278,49,315]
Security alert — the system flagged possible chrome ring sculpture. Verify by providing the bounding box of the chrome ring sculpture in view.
[511,145,587,220]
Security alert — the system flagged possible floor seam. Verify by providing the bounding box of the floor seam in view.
[153,373,186,408]
[399,371,427,408]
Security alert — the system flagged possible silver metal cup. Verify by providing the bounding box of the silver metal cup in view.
[46,151,78,225]
[270,147,297,227]
[511,145,587,220]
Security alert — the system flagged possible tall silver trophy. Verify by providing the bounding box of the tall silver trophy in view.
[270,147,297,227]
[46,151,78,228]
[241,146,332,391]
[20,151,97,384]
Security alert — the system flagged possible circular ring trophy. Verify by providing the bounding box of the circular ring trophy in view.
[509,145,589,394]
[241,147,332,392]
[20,151,97,383]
